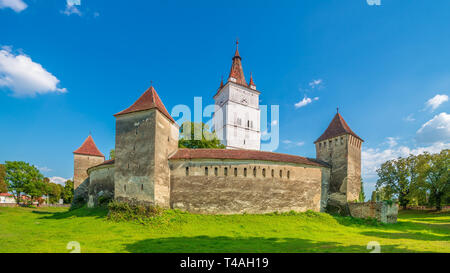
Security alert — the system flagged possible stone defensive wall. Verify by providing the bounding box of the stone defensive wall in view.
[348,202,399,223]
[87,159,115,207]
[168,149,330,214]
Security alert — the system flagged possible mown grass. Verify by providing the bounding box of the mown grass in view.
[0,206,448,253]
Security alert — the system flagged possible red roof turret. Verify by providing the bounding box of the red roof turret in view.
[114,85,175,123]
[73,135,104,157]
[315,111,363,143]
[228,40,247,86]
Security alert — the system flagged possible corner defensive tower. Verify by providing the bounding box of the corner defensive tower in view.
[73,135,105,190]
[113,85,179,207]
[315,110,363,202]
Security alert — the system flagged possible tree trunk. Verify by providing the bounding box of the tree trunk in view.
[436,195,442,211]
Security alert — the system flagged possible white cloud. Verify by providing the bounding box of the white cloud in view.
[294,96,319,108]
[49,177,71,186]
[0,0,27,12]
[416,112,450,144]
[362,141,450,180]
[425,94,448,111]
[38,166,53,173]
[282,140,304,146]
[404,114,415,122]
[62,0,82,16]
[385,137,399,148]
[0,46,67,97]
[309,79,323,89]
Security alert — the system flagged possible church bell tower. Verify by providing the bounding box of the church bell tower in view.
[213,41,261,150]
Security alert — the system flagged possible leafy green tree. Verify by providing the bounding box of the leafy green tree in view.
[109,149,115,160]
[0,164,7,193]
[5,161,44,204]
[178,122,225,149]
[376,157,414,209]
[63,180,74,204]
[359,177,366,202]
[417,150,449,211]
[44,178,64,204]
[23,174,47,204]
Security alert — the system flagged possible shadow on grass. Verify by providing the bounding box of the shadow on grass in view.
[360,231,450,242]
[34,206,108,220]
[123,236,430,253]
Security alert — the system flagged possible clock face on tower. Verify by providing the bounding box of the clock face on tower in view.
[241,96,248,105]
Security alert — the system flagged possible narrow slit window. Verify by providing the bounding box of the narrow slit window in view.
[124,185,126,192]
[271,169,274,177]
[262,168,266,177]
[234,168,238,177]
[253,168,257,177]
[244,168,247,177]
[141,184,144,191]
[279,170,283,178]
[185,167,189,176]
[205,167,208,176]
[224,167,228,176]
[214,167,218,176]
[287,171,290,179]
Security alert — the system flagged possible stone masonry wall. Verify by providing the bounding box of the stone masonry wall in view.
[169,159,330,214]
[348,202,399,223]
[87,165,115,207]
[73,154,104,190]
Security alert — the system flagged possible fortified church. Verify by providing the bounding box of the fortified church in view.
[73,42,363,214]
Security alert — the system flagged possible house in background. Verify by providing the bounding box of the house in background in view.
[0,193,16,204]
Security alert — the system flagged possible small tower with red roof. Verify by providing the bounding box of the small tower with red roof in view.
[113,85,179,208]
[73,135,105,190]
[315,109,364,202]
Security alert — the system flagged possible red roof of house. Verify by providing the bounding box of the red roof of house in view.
[228,41,248,87]
[0,193,13,197]
[315,112,363,143]
[113,86,175,123]
[170,148,329,167]
[73,135,104,157]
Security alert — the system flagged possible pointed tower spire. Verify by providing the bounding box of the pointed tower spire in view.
[114,85,175,123]
[315,111,363,143]
[73,135,104,157]
[228,39,247,86]
[248,72,256,90]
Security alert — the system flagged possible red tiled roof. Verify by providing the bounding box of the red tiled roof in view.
[73,135,105,157]
[228,42,247,86]
[113,86,175,123]
[248,72,255,87]
[170,148,329,167]
[0,193,13,197]
[315,112,363,143]
[87,159,115,173]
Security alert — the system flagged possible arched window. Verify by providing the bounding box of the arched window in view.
[279,170,283,178]
[253,167,257,177]
[271,169,274,177]
[224,167,228,176]
[214,167,218,176]
[262,168,266,177]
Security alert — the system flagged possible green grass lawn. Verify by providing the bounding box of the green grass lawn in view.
[0,206,448,253]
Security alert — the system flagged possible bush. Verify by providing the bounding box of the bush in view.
[107,201,186,226]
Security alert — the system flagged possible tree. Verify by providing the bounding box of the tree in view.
[44,178,64,204]
[0,164,7,193]
[63,180,74,204]
[359,177,366,202]
[376,157,413,209]
[109,149,115,160]
[5,161,44,204]
[178,122,226,149]
[417,150,449,211]
[371,191,377,202]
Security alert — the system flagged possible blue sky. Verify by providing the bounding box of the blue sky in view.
[0,0,449,197]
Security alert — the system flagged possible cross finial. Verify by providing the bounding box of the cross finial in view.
[150,80,153,87]
[89,131,92,135]
[337,107,339,113]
